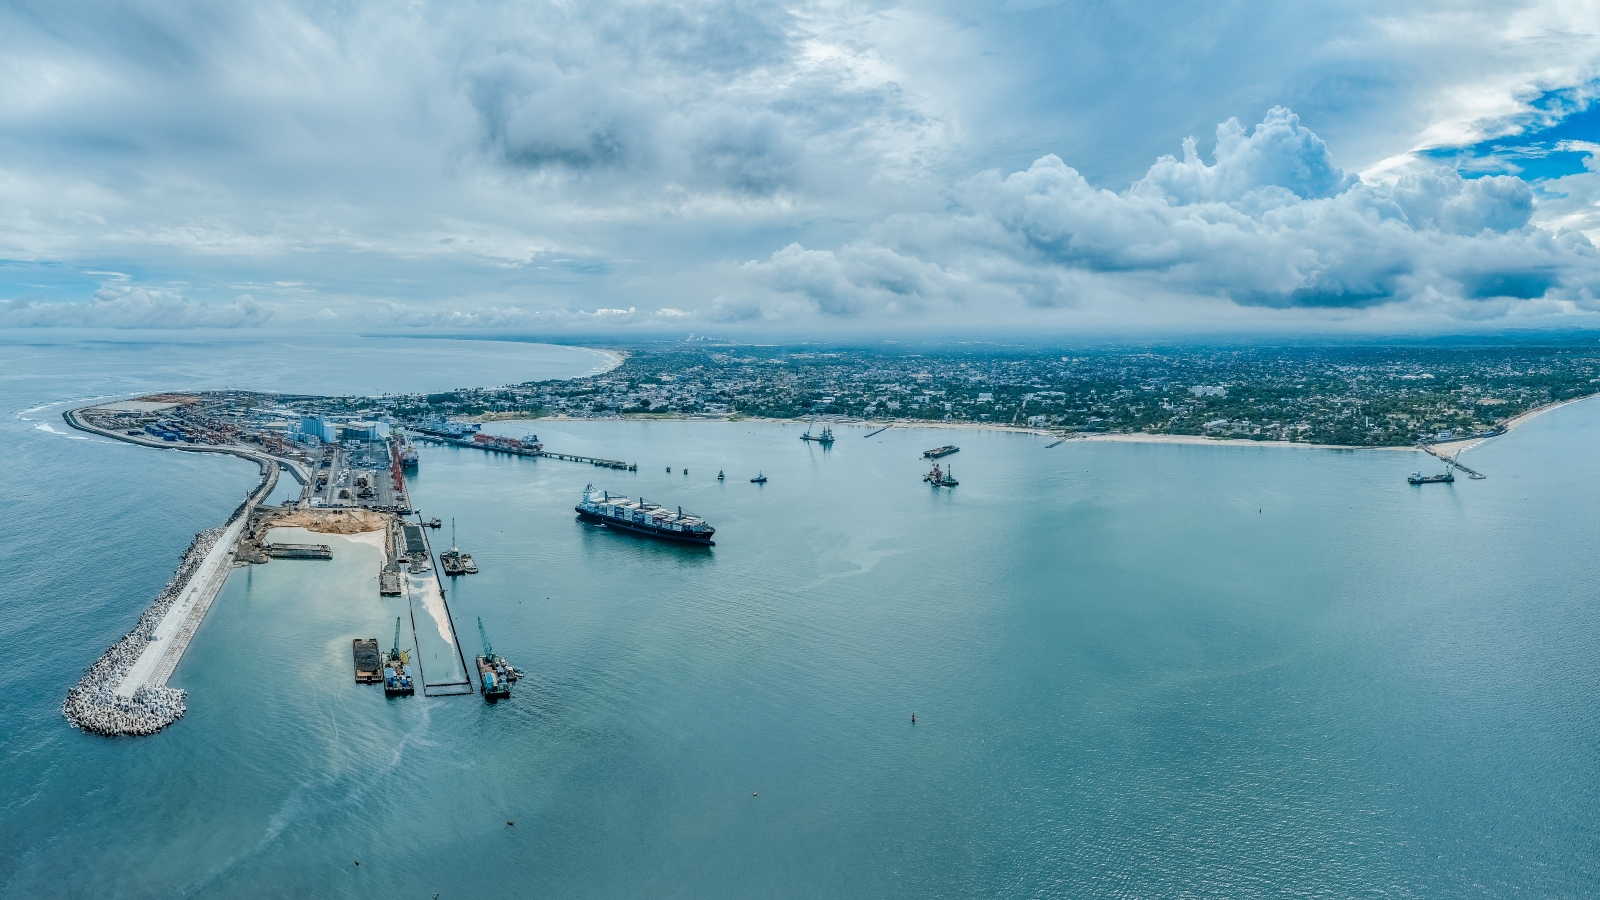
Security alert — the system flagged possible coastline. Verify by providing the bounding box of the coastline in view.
[482,391,1600,454]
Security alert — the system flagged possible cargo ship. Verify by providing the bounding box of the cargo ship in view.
[1407,469,1455,485]
[576,484,716,545]
[923,445,959,458]
[395,435,418,469]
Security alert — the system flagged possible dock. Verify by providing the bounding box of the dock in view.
[264,542,333,559]
[1419,443,1487,479]
[863,424,892,438]
[417,433,637,470]
[378,566,402,595]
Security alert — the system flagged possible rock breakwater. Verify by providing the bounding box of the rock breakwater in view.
[61,527,223,736]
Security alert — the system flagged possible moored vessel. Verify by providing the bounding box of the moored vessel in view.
[576,484,716,545]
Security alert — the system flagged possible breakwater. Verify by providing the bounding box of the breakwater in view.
[62,459,278,737]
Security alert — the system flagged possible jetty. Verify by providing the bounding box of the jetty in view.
[61,456,280,736]
[1419,442,1487,479]
[415,432,636,470]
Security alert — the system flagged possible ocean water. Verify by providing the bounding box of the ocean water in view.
[3,337,1599,897]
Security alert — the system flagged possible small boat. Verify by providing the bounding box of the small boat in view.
[717,470,725,481]
[751,474,767,483]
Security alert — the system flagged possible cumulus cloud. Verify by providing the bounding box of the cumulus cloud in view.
[0,288,272,328]
[726,108,1600,322]
[3,1,1600,332]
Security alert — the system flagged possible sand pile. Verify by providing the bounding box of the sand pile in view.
[270,508,390,534]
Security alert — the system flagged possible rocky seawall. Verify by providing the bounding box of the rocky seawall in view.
[61,527,223,736]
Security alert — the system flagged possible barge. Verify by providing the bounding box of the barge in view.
[352,639,383,684]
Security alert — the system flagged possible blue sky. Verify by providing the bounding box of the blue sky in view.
[3,0,1600,335]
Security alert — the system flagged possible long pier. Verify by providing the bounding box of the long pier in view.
[416,433,637,470]
[1419,443,1487,479]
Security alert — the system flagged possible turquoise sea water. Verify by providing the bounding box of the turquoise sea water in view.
[2,337,1598,897]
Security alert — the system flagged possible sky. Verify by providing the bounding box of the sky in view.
[3,0,1600,337]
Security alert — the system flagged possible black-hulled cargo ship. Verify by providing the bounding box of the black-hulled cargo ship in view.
[576,484,716,545]
[1408,470,1455,485]
[923,445,959,458]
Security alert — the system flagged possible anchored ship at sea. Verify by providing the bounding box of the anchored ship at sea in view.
[801,421,835,444]
[923,445,959,458]
[576,484,716,545]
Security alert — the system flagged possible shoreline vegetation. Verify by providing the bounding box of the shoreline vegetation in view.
[470,391,1599,455]
[412,343,1600,450]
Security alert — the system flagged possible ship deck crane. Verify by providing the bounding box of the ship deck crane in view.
[478,616,496,663]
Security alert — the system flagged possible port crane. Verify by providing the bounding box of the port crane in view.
[1417,442,1487,479]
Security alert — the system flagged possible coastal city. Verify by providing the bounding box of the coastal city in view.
[390,342,1600,447]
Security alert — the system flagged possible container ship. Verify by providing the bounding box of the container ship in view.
[923,445,959,458]
[576,484,716,545]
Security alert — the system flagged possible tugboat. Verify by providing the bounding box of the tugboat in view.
[475,618,514,702]
[382,617,414,697]
[717,470,725,481]
[751,473,767,484]
[576,484,717,545]
[923,463,958,487]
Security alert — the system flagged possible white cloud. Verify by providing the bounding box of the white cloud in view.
[725,108,1600,324]
[1,2,1600,332]
[0,288,272,328]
